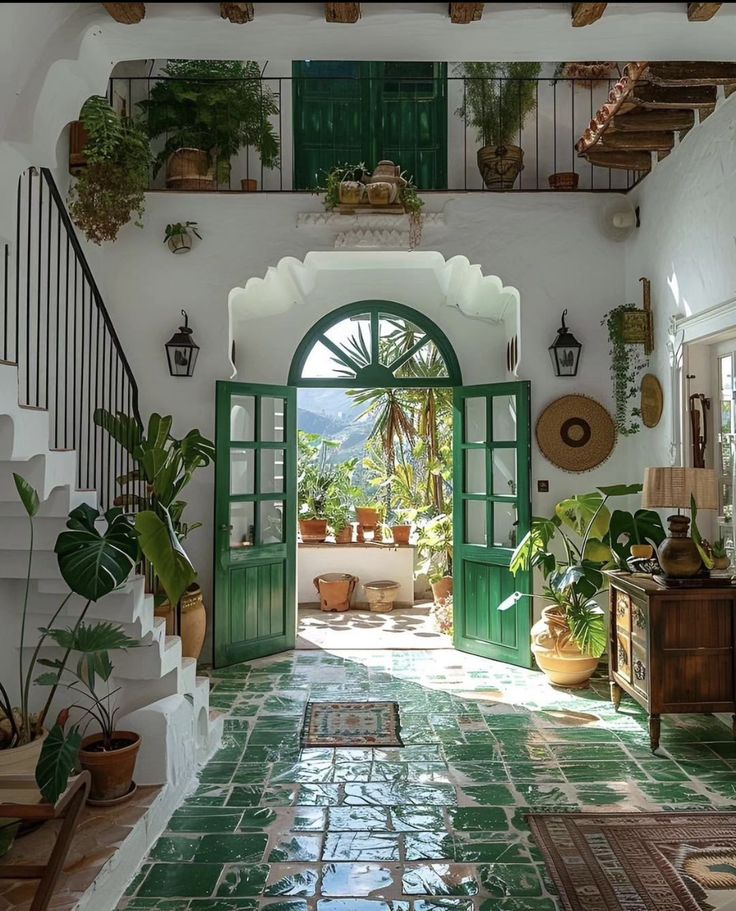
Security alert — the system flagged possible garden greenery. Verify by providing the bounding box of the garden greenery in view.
[454,62,542,148]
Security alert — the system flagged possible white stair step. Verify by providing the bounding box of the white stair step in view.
[180,657,198,694]
[0,514,72,550]
[113,635,182,680]
[34,576,150,626]
[0,409,51,459]
[0,451,78,502]
[0,484,96,518]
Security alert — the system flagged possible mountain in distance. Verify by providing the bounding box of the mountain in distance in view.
[297,387,372,462]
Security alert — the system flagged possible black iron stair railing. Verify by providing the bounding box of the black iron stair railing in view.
[0,167,142,511]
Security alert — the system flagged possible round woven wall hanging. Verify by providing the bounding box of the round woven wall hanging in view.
[536,394,617,472]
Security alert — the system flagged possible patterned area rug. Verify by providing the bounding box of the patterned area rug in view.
[529,812,736,911]
[301,701,403,747]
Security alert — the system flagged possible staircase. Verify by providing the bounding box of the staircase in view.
[0,167,222,786]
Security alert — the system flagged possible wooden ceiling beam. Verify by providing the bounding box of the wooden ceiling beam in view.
[571,3,607,27]
[687,3,722,21]
[647,61,736,85]
[325,2,361,22]
[583,148,652,171]
[599,130,675,152]
[220,3,254,23]
[613,109,695,132]
[102,3,145,23]
[630,82,718,108]
[449,3,484,23]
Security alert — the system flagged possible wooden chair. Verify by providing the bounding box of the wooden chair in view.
[0,772,91,911]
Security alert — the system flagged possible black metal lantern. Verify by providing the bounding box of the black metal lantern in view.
[548,309,582,377]
[165,310,199,377]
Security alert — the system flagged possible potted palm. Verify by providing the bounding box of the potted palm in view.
[454,62,541,190]
[68,95,152,244]
[93,410,214,661]
[508,484,664,687]
[140,59,279,190]
[0,476,138,797]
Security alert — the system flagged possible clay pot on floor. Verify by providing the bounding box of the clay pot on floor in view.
[391,524,412,545]
[531,605,598,688]
[165,148,216,191]
[431,576,453,604]
[300,519,328,543]
[154,584,207,660]
[79,731,141,802]
[365,579,401,613]
[477,144,524,190]
[314,573,358,612]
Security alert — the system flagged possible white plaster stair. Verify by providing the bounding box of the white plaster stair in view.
[0,360,221,792]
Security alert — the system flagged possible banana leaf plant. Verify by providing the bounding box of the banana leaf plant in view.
[93,409,214,607]
[506,484,648,658]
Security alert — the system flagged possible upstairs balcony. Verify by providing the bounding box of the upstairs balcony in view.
[104,61,644,196]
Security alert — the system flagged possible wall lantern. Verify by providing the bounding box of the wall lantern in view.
[548,309,582,377]
[165,310,200,377]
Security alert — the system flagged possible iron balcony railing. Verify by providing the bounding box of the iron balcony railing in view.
[0,168,142,511]
[108,74,645,193]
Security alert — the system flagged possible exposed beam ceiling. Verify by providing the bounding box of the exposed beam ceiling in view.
[571,3,607,27]
[449,3,484,23]
[102,3,145,23]
[325,3,361,23]
[687,3,722,21]
[220,3,254,23]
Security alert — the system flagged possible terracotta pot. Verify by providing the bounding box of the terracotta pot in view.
[477,144,524,190]
[300,519,328,543]
[367,160,406,201]
[0,731,47,805]
[154,584,206,660]
[167,233,192,254]
[79,731,140,802]
[630,544,654,559]
[165,148,216,191]
[431,576,453,604]
[365,579,400,613]
[314,573,358,612]
[334,525,353,544]
[391,524,412,545]
[338,181,364,205]
[657,516,702,577]
[241,178,258,192]
[714,555,732,571]
[69,120,89,175]
[366,182,396,206]
[531,606,599,688]
[548,171,579,190]
[355,507,379,529]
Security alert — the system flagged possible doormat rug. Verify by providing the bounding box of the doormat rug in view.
[529,811,736,911]
[301,701,403,747]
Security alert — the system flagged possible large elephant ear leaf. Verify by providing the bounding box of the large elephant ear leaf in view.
[13,473,39,518]
[54,506,138,600]
[35,722,82,804]
[555,493,611,540]
[135,508,195,607]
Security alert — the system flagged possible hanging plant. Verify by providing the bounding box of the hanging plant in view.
[602,305,648,436]
[399,178,424,250]
[68,96,152,244]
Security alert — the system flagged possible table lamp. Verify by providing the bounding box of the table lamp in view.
[642,467,718,577]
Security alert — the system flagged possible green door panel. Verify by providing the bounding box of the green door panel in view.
[214,381,296,667]
[293,61,447,190]
[453,382,532,667]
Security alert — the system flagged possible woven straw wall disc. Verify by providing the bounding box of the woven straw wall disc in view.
[536,394,617,472]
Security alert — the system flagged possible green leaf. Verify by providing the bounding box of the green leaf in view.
[135,508,195,607]
[13,473,39,518]
[35,723,82,804]
[55,506,138,600]
[607,509,666,568]
[597,483,643,497]
[510,518,558,576]
[34,672,62,686]
[93,409,141,456]
[43,621,139,654]
[566,598,607,658]
[555,493,611,539]
[583,538,612,564]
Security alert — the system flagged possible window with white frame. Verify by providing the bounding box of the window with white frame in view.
[717,351,736,557]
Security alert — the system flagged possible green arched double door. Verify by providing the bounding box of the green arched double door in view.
[214,301,531,668]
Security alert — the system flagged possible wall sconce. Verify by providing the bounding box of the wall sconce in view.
[548,310,582,377]
[165,310,200,377]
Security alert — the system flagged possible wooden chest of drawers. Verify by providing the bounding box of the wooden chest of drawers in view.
[607,573,736,751]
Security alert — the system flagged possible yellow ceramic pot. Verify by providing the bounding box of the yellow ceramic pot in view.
[531,606,599,688]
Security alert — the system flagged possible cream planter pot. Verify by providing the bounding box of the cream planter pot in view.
[531,606,598,688]
[0,732,47,803]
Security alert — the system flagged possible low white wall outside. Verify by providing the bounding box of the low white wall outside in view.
[298,544,415,608]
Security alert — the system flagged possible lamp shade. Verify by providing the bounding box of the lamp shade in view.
[642,467,718,510]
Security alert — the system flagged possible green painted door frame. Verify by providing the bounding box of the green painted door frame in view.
[213,381,297,667]
[453,382,533,667]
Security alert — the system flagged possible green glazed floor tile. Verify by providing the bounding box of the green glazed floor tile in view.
[268,835,323,862]
[215,865,270,897]
[263,866,321,897]
[137,863,223,898]
[321,863,399,896]
[402,864,479,896]
[447,808,509,832]
[323,833,401,861]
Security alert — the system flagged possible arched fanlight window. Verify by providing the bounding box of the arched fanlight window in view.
[288,301,462,388]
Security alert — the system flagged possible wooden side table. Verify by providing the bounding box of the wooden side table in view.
[607,572,736,751]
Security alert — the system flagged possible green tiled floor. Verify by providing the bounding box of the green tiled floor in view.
[119,649,736,911]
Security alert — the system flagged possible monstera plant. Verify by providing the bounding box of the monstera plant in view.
[507,484,664,687]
